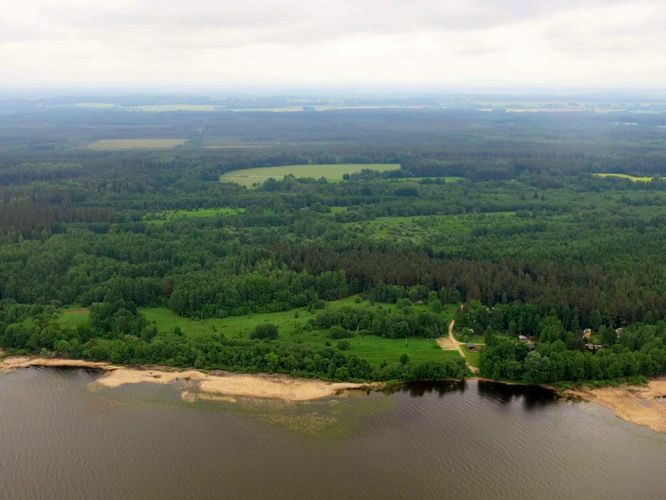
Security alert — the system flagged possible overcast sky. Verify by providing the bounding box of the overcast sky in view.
[1,0,665,90]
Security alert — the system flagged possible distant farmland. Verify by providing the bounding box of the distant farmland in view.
[220,163,400,187]
[86,139,186,150]
[593,173,665,182]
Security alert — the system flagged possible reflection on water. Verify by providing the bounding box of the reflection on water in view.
[397,379,467,397]
[476,379,558,409]
[1,368,665,500]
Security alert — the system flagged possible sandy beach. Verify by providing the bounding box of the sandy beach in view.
[0,356,375,402]
[565,379,666,433]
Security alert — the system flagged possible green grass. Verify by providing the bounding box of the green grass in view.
[86,139,186,150]
[220,164,400,187]
[58,307,90,329]
[461,346,481,369]
[593,173,664,182]
[58,297,461,368]
[144,207,245,224]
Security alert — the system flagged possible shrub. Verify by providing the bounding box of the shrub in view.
[328,325,353,339]
[337,339,350,351]
[250,323,278,340]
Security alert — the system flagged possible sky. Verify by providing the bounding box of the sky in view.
[1,0,665,90]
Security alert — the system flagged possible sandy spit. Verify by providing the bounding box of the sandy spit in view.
[564,379,666,433]
[94,368,375,402]
[0,356,117,372]
[0,356,378,402]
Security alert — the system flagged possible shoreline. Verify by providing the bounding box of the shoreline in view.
[563,379,666,434]
[0,356,379,402]
[2,356,665,432]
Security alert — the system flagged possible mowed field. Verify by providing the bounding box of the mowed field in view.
[58,298,460,367]
[594,173,665,182]
[85,139,187,150]
[220,163,400,187]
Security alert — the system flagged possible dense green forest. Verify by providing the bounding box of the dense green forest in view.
[1,102,666,384]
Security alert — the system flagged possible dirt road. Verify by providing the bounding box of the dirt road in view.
[437,320,479,374]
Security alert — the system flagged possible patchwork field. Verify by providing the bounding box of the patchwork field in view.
[86,139,187,150]
[58,298,460,368]
[220,163,400,187]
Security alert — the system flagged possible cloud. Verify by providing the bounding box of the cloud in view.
[0,0,664,87]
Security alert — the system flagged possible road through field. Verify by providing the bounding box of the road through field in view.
[437,320,479,374]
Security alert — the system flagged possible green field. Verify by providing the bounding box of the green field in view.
[58,299,460,368]
[461,345,481,369]
[594,173,664,182]
[86,139,187,150]
[144,207,245,224]
[220,164,400,187]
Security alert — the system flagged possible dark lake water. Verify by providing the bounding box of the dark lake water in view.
[1,368,665,499]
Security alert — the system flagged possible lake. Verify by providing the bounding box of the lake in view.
[1,368,665,499]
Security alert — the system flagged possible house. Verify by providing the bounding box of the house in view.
[582,328,592,339]
[518,335,528,341]
[585,343,603,352]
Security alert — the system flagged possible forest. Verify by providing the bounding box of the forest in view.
[1,101,666,384]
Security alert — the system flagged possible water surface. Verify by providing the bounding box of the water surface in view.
[1,368,665,499]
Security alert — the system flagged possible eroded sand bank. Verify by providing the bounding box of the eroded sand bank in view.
[0,356,374,402]
[565,379,666,433]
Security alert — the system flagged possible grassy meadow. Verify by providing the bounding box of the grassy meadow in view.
[58,298,460,368]
[220,163,400,187]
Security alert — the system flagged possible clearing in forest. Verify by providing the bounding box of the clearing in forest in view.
[143,207,245,224]
[220,163,400,187]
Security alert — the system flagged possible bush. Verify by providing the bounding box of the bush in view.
[328,325,353,339]
[250,323,278,340]
[336,339,350,350]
